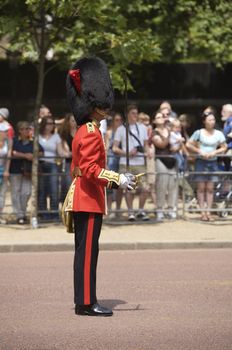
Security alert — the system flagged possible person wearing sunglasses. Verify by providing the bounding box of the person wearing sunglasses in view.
[9,121,43,224]
[105,112,123,219]
[0,123,11,224]
[221,104,232,170]
[58,113,77,203]
[187,112,227,221]
[38,116,63,221]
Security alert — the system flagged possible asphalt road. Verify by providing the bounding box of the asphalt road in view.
[1,250,232,350]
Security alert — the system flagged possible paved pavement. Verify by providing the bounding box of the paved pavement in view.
[0,218,232,252]
[1,250,232,350]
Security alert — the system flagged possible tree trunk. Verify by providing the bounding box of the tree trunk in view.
[30,11,46,228]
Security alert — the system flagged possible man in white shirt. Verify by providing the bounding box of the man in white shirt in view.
[113,105,149,221]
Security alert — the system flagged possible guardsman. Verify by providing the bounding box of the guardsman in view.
[66,57,136,317]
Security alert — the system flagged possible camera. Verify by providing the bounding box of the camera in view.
[136,145,144,153]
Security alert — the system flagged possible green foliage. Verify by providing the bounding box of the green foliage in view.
[188,1,232,65]
[0,0,161,90]
[151,0,232,66]
[1,0,232,90]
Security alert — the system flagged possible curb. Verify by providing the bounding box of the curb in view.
[0,241,232,253]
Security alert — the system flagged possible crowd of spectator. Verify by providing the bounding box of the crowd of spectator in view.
[106,102,231,222]
[0,101,231,224]
[0,106,78,224]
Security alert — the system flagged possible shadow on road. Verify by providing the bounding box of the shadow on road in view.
[99,299,145,311]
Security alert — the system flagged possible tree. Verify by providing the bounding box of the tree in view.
[1,0,232,225]
[0,0,161,226]
[0,0,77,227]
[151,0,232,66]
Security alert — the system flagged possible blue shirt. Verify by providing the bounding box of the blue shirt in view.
[223,115,232,149]
[10,138,43,174]
[190,129,226,160]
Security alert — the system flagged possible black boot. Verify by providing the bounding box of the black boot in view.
[75,303,113,317]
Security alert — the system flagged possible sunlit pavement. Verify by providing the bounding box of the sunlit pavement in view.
[1,249,232,350]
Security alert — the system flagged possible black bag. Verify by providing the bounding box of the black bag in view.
[153,129,176,168]
[159,156,176,169]
[135,145,144,153]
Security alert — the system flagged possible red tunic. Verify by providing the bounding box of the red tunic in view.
[71,120,120,214]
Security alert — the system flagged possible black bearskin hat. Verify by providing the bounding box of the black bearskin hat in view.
[66,57,114,125]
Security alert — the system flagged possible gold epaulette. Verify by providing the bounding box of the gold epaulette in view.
[86,122,95,133]
[98,169,120,188]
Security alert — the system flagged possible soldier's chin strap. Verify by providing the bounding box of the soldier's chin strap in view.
[94,108,110,119]
[94,107,108,117]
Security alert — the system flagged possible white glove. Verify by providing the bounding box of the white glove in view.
[119,173,136,190]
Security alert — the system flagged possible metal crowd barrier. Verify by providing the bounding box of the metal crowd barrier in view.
[0,154,231,224]
[105,153,232,222]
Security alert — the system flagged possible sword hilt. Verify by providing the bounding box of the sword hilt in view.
[135,173,146,187]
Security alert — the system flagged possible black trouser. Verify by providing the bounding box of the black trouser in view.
[73,212,102,306]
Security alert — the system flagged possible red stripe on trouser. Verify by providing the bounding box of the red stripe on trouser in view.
[84,213,94,305]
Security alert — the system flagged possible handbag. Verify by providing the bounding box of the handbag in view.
[153,128,176,168]
[159,155,176,169]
